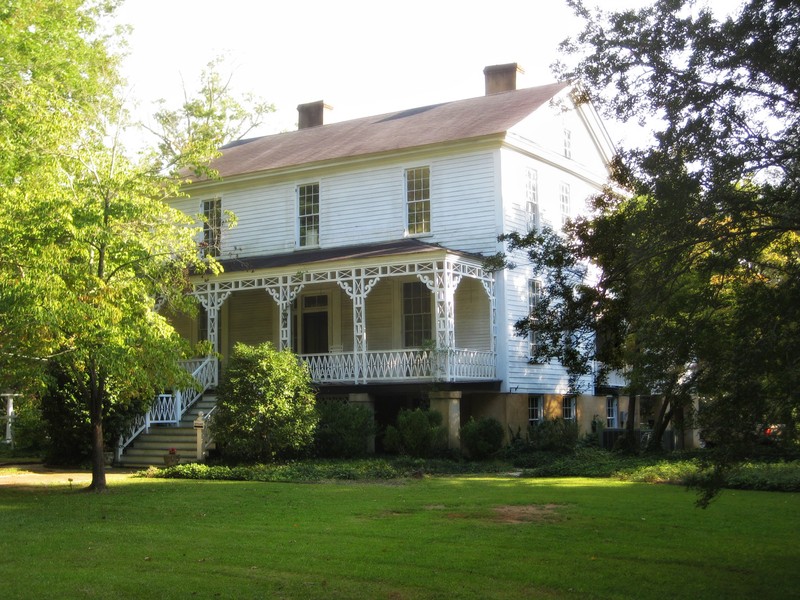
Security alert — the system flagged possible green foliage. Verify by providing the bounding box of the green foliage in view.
[7,398,47,454]
[460,417,504,459]
[314,400,375,459]
[0,2,273,489]
[211,343,318,463]
[528,417,580,452]
[382,408,447,458]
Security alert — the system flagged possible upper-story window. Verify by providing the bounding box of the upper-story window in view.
[402,281,431,347]
[202,197,221,258]
[528,279,542,358]
[559,182,571,227]
[405,166,430,235]
[298,183,320,247]
[563,128,572,159]
[525,167,539,232]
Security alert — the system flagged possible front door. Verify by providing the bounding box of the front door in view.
[301,294,329,354]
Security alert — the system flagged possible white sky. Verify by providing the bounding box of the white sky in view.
[114,0,738,145]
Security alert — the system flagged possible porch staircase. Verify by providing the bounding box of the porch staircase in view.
[117,395,217,468]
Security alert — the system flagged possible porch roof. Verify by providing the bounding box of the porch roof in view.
[217,238,486,273]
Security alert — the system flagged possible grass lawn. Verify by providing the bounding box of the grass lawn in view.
[0,473,797,599]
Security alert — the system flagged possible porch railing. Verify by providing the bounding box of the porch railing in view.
[301,348,495,383]
[117,357,216,458]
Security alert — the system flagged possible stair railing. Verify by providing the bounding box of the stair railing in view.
[117,356,215,459]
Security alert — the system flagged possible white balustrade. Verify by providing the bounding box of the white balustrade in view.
[301,348,495,383]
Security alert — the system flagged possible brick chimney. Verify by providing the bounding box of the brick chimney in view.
[483,63,524,95]
[297,100,332,129]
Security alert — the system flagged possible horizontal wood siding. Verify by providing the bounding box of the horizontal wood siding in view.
[226,290,277,356]
[454,278,491,350]
[431,152,497,255]
[365,279,395,350]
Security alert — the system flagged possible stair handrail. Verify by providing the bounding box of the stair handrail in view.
[201,405,217,456]
[117,356,215,458]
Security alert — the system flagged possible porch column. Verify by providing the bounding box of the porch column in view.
[266,275,305,351]
[421,261,460,381]
[198,285,231,380]
[429,390,462,451]
[338,269,380,384]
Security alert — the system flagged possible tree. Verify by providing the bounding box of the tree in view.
[0,1,272,491]
[504,0,800,502]
[210,343,318,463]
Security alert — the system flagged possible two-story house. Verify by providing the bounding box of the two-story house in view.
[161,63,636,452]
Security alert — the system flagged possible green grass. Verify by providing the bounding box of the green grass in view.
[0,473,798,599]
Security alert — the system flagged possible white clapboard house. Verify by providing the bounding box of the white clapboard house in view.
[117,64,636,465]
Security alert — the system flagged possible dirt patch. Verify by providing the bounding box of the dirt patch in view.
[491,504,564,524]
[0,464,138,489]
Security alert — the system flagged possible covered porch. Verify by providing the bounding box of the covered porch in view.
[178,240,497,385]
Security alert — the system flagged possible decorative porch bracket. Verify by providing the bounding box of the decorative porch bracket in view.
[417,260,462,381]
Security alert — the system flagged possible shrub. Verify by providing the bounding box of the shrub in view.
[383,408,447,458]
[528,417,580,452]
[210,342,318,463]
[460,417,504,460]
[315,400,375,458]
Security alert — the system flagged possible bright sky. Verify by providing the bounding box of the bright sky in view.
[113,0,736,144]
[114,0,590,138]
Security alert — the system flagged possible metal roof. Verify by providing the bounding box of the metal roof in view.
[204,82,570,179]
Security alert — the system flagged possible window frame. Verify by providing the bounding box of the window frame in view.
[525,167,539,232]
[562,395,576,422]
[297,182,320,248]
[563,128,572,159]
[202,197,222,258]
[405,166,431,235]
[606,396,619,428]
[559,182,571,227]
[528,395,543,427]
[402,280,432,348]
[528,279,542,359]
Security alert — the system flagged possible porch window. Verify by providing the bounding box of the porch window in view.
[298,183,320,247]
[606,396,618,428]
[559,182,570,227]
[562,396,576,421]
[405,166,430,235]
[197,305,208,342]
[528,395,543,426]
[403,281,431,347]
[202,197,221,257]
[526,167,539,232]
[528,279,542,358]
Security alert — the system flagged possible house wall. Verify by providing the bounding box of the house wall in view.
[461,393,640,445]
[179,149,500,261]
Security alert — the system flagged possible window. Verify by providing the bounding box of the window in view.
[559,182,570,227]
[528,395,543,426]
[563,128,572,159]
[606,396,618,428]
[562,396,576,421]
[202,198,221,257]
[525,168,539,232]
[402,281,431,347]
[197,305,208,342]
[405,166,430,234]
[298,183,320,247]
[528,280,542,358]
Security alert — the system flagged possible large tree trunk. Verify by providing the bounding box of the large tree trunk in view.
[86,361,107,492]
[647,397,673,452]
[616,392,639,453]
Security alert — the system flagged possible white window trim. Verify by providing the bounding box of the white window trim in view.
[404,166,431,236]
[525,167,539,232]
[528,394,543,427]
[562,396,576,421]
[528,279,542,358]
[201,197,222,258]
[297,182,320,248]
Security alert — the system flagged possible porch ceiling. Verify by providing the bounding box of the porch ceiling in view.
[216,238,486,273]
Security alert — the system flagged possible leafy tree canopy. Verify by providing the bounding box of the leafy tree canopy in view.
[0,0,272,490]
[492,0,799,494]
